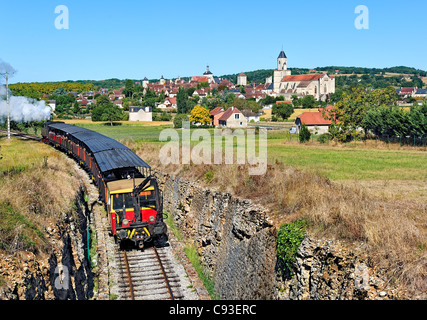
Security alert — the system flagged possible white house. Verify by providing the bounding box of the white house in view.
[242,110,260,123]
[129,106,153,122]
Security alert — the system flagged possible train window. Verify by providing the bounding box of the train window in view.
[139,190,155,201]
[113,194,124,211]
[124,193,134,209]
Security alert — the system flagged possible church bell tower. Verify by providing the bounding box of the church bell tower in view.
[273,50,291,93]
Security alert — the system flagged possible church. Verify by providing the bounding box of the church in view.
[273,50,335,101]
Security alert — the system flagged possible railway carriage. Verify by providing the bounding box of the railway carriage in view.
[42,121,167,249]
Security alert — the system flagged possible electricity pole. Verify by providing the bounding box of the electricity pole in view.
[6,74,10,140]
[0,72,11,139]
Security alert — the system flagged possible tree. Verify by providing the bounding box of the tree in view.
[329,85,400,142]
[53,86,67,96]
[97,95,111,107]
[273,102,294,121]
[177,87,188,114]
[299,124,311,143]
[173,114,188,128]
[189,105,211,125]
[301,95,316,109]
[123,80,134,98]
[101,104,123,126]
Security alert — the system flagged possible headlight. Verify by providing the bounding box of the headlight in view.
[149,216,155,222]
[122,219,129,225]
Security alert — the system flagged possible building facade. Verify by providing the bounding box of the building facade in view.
[272,50,335,100]
[129,106,153,122]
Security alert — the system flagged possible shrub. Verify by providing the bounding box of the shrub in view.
[276,219,307,275]
[318,133,331,144]
[299,124,311,143]
[173,114,188,128]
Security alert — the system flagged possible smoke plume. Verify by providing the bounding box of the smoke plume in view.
[0,59,16,75]
[0,59,51,123]
[0,86,52,123]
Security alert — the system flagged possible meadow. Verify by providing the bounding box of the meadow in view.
[63,120,427,184]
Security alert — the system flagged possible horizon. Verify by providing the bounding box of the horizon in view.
[1,0,426,84]
[5,64,426,85]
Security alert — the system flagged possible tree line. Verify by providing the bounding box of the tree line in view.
[327,85,426,143]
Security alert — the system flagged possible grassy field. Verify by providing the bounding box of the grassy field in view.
[62,120,427,184]
[0,136,81,253]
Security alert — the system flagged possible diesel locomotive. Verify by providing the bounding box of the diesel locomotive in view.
[42,121,167,249]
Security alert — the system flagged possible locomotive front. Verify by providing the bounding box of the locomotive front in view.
[107,176,167,249]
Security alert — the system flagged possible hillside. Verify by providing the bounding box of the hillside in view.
[9,66,427,94]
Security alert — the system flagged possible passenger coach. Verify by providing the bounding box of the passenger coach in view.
[42,121,167,249]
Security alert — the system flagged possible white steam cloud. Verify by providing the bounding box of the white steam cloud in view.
[0,59,51,123]
[0,86,52,123]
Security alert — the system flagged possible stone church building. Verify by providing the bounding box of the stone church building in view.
[273,50,335,101]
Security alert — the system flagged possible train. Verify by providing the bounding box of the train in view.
[41,121,167,249]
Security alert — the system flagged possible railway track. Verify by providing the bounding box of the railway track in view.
[116,245,184,300]
[0,130,41,141]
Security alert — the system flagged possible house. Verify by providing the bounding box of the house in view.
[295,111,332,134]
[158,97,177,110]
[210,107,224,127]
[414,88,427,98]
[48,100,57,112]
[397,87,417,97]
[218,107,248,128]
[241,110,260,123]
[113,100,123,108]
[129,106,152,122]
[237,72,247,86]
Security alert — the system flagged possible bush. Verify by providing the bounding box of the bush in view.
[299,124,311,143]
[173,114,188,128]
[277,219,307,275]
[318,133,331,144]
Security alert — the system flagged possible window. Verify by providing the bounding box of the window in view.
[235,114,239,120]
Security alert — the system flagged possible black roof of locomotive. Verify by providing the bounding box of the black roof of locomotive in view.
[46,122,150,172]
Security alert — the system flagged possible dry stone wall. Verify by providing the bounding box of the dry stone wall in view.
[155,171,278,300]
[0,187,94,300]
[155,171,410,300]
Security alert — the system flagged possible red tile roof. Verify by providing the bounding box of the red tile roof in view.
[282,74,324,82]
[192,76,210,82]
[297,112,332,126]
[218,107,242,121]
[210,107,224,116]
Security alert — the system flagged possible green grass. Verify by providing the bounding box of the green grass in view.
[64,122,172,143]
[0,201,45,252]
[268,140,427,181]
[0,136,59,175]
[67,123,427,182]
[165,212,218,299]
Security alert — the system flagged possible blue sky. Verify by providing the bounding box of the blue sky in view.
[1,0,426,83]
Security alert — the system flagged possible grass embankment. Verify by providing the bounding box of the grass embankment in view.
[69,122,426,296]
[165,213,217,299]
[0,136,80,254]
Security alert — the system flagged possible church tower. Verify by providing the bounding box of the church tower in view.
[203,64,214,83]
[273,50,291,94]
[277,50,287,71]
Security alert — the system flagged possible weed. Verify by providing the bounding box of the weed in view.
[276,219,307,275]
